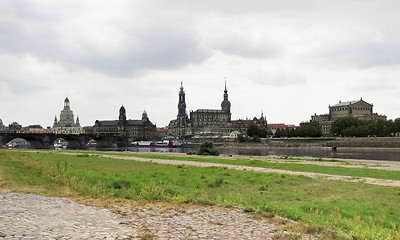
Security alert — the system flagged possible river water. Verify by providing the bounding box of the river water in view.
[101,146,400,161]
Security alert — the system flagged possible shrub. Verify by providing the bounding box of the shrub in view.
[198,141,220,156]
[186,150,197,155]
[209,147,220,156]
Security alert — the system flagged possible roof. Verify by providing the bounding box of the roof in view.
[193,109,224,113]
[231,119,253,126]
[331,99,372,107]
[95,120,119,126]
[331,100,360,107]
[126,120,150,126]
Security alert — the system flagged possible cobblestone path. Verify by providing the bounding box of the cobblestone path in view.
[0,192,137,239]
[0,192,300,240]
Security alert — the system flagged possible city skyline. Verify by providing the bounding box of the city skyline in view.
[1,1,400,127]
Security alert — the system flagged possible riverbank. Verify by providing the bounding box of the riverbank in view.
[1,150,400,239]
[221,137,400,148]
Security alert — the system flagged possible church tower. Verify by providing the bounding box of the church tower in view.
[177,82,188,136]
[221,81,231,121]
[118,105,127,134]
[119,105,127,124]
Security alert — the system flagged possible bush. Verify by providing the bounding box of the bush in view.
[186,150,197,155]
[209,147,220,156]
[198,141,220,156]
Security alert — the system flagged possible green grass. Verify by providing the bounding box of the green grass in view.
[81,151,400,181]
[1,150,400,239]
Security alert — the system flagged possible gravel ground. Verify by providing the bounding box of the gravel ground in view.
[0,192,311,240]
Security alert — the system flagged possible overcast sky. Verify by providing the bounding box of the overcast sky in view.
[1,0,400,128]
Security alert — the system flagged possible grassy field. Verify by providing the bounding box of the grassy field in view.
[1,150,400,239]
[87,151,400,181]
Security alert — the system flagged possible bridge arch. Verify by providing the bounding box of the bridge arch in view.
[6,138,30,149]
[54,138,68,150]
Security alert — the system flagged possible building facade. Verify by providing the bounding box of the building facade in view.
[311,98,387,136]
[168,82,267,139]
[168,82,232,138]
[93,106,156,140]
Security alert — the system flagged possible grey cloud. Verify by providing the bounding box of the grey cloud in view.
[0,76,43,94]
[313,38,400,68]
[155,0,325,15]
[215,37,280,59]
[0,1,211,77]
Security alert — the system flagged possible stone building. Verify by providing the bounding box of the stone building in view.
[93,106,156,140]
[23,125,47,134]
[50,97,84,134]
[168,82,267,139]
[311,98,387,136]
[168,82,232,138]
[267,123,296,135]
[53,97,81,128]
[8,122,22,133]
[231,114,268,133]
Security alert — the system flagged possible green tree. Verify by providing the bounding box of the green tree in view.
[247,123,260,137]
[331,116,363,137]
[274,128,282,138]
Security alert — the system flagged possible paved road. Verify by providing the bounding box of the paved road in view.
[0,192,304,240]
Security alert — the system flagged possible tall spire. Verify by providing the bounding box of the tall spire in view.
[53,115,58,127]
[177,82,188,136]
[178,82,187,116]
[224,77,227,93]
[221,80,231,114]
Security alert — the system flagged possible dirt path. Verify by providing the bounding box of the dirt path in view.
[121,151,400,172]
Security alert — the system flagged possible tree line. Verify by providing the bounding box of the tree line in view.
[330,116,400,137]
[274,122,322,138]
[239,116,400,140]
[238,122,322,141]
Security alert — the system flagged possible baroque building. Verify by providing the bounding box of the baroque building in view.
[93,106,156,140]
[168,82,232,138]
[53,97,81,128]
[311,98,387,136]
[50,97,84,134]
[168,82,267,139]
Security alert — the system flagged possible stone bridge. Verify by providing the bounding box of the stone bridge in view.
[0,133,131,149]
